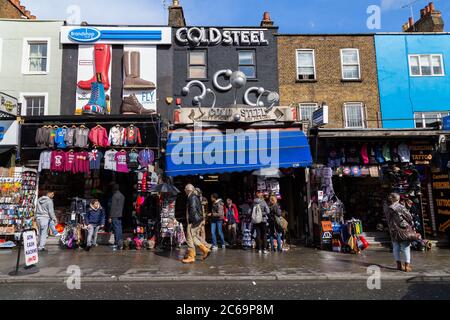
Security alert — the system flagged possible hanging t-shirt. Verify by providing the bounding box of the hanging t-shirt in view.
[128,151,140,170]
[74,151,90,174]
[55,127,67,149]
[398,143,410,163]
[89,149,103,170]
[65,151,76,173]
[138,149,154,168]
[114,150,129,173]
[50,150,66,172]
[104,150,118,171]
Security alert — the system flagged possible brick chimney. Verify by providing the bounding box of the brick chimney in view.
[260,12,274,27]
[168,0,186,27]
[403,2,444,32]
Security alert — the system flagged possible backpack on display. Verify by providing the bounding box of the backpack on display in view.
[252,204,263,224]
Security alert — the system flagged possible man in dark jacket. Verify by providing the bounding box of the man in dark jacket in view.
[182,184,210,264]
[84,199,105,251]
[108,184,125,250]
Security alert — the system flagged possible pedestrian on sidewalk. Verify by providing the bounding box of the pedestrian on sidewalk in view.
[240,200,253,250]
[224,198,240,248]
[268,195,283,253]
[109,184,125,251]
[84,199,105,251]
[36,191,57,251]
[196,188,210,248]
[385,193,415,272]
[252,191,270,254]
[209,193,226,250]
[182,184,211,264]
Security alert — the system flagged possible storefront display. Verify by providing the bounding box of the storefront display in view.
[0,168,37,238]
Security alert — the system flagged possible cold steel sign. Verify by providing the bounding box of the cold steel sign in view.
[175,27,269,46]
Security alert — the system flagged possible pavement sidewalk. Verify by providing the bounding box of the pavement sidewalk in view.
[0,245,449,283]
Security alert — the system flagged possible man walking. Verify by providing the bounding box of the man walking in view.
[182,184,211,264]
[109,184,125,250]
[209,193,226,250]
[36,191,57,251]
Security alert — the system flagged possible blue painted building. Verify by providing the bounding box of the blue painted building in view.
[375,34,450,129]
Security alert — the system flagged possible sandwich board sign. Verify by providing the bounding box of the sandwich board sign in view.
[23,230,39,266]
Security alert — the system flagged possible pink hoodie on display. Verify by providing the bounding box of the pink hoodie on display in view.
[65,151,76,173]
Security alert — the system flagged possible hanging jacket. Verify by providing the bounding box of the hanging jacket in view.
[36,127,51,148]
[64,127,76,148]
[50,150,66,172]
[104,150,118,171]
[49,128,57,148]
[124,125,142,146]
[138,149,154,168]
[398,143,411,163]
[74,127,90,148]
[89,126,109,147]
[114,150,129,173]
[65,151,76,173]
[54,127,67,149]
[38,151,52,172]
[108,126,125,146]
[89,149,103,170]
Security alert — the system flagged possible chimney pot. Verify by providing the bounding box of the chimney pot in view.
[409,17,414,27]
[263,12,271,21]
[425,5,431,14]
[429,2,435,12]
[420,9,426,17]
[173,0,180,6]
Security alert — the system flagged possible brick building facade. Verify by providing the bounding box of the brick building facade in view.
[0,0,35,19]
[277,34,381,128]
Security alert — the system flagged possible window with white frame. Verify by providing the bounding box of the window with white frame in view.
[21,95,47,116]
[188,50,207,79]
[414,112,449,128]
[238,50,256,78]
[344,102,365,128]
[341,49,360,80]
[296,49,316,80]
[409,54,444,76]
[298,103,319,121]
[22,38,50,74]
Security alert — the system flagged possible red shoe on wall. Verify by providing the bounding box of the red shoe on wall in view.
[77,44,111,91]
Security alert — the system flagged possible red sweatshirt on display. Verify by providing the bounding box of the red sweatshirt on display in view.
[50,150,66,172]
[65,151,76,173]
[74,151,90,174]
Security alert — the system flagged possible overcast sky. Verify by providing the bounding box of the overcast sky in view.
[21,0,449,33]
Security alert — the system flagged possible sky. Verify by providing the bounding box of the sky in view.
[20,0,449,33]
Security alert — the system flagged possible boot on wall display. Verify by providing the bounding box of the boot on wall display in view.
[121,46,157,114]
[121,94,154,115]
[75,44,112,115]
[123,51,156,90]
[82,82,107,115]
[77,44,111,91]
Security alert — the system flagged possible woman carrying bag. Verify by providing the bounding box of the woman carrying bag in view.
[268,196,283,253]
[384,193,421,272]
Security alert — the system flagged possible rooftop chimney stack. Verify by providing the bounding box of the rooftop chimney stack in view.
[403,1,444,32]
[168,0,186,27]
[260,12,274,27]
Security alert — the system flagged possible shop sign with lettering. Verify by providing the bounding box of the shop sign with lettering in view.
[176,27,269,46]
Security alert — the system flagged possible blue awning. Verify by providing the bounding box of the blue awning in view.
[165,128,312,177]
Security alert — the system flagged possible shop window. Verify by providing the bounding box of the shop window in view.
[299,103,318,121]
[341,48,360,80]
[188,50,207,79]
[344,102,366,128]
[409,54,444,76]
[238,50,256,78]
[22,39,50,74]
[414,112,449,128]
[296,49,316,80]
[21,94,47,116]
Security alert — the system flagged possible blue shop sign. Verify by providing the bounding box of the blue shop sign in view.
[443,115,450,131]
[68,28,101,42]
